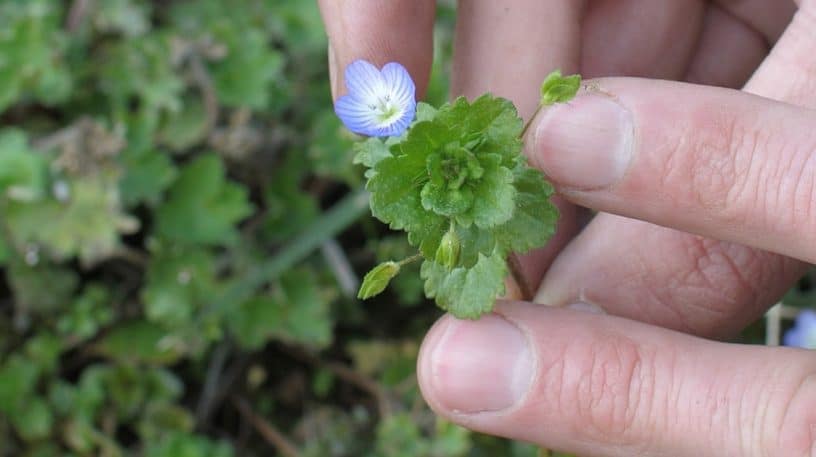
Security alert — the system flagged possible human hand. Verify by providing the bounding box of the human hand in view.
[319,1,816,455]
[412,2,816,456]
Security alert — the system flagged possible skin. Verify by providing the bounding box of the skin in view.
[319,1,816,455]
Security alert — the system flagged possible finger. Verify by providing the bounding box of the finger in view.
[714,0,797,44]
[744,1,816,105]
[318,0,436,99]
[418,302,816,457]
[536,213,805,339]
[529,78,816,263]
[451,0,586,118]
[685,3,769,88]
[581,0,706,80]
[535,2,803,336]
[451,0,588,293]
[535,2,800,335]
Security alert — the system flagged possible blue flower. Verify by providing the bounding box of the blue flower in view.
[335,60,416,137]
[784,309,816,349]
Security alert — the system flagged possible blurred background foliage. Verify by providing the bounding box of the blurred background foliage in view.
[1,1,808,456]
[0,0,567,455]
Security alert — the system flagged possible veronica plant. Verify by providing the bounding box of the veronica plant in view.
[337,60,581,319]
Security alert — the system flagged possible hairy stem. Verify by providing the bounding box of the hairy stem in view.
[507,253,534,301]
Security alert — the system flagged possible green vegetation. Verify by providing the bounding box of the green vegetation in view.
[0,0,560,455]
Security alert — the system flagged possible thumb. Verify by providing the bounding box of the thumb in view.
[418,301,816,457]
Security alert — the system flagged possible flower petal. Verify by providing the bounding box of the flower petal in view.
[799,309,816,328]
[784,327,804,347]
[335,94,378,136]
[784,310,816,349]
[381,62,416,106]
[344,60,386,103]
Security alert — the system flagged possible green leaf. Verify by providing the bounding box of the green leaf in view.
[262,157,318,242]
[24,333,62,372]
[415,102,438,122]
[228,269,332,349]
[155,154,253,245]
[93,0,152,37]
[0,354,39,413]
[97,34,183,116]
[142,245,217,327]
[308,111,358,184]
[352,137,392,169]
[158,96,210,152]
[368,121,448,236]
[211,30,284,109]
[57,284,114,341]
[0,235,9,265]
[6,174,138,264]
[119,148,178,207]
[0,1,71,113]
[0,129,48,201]
[367,95,525,261]
[12,396,53,441]
[540,70,582,106]
[429,420,472,456]
[144,432,233,457]
[358,261,401,299]
[7,262,79,314]
[468,154,515,228]
[494,168,559,254]
[138,402,195,442]
[95,320,182,365]
[374,413,430,457]
[421,253,506,319]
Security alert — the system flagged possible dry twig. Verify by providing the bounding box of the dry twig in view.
[232,396,301,457]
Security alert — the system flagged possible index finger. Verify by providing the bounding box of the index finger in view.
[318,0,436,99]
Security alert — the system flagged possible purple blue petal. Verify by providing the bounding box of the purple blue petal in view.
[784,309,816,349]
[381,62,416,105]
[344,60,386,104]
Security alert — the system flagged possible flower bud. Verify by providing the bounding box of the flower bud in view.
[435,228,460,269]
[358,261,401,299]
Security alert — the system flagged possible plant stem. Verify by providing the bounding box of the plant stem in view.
[320,238,359,297]
[398,253,423,267]
[507,253,534,301]
[519,104,544,139]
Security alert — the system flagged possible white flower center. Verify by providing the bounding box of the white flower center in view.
[369,95,403,126]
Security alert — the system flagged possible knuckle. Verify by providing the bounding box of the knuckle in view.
[689,116,757,223]
[565,333,658,446]
[670,107,816,246]
[662,236,766,334]
[683,237,762,306]
[655,112,752,221]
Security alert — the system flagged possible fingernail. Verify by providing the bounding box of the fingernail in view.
[532,94,634,190]
[567,301,606,314]
[427,315,533,414]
